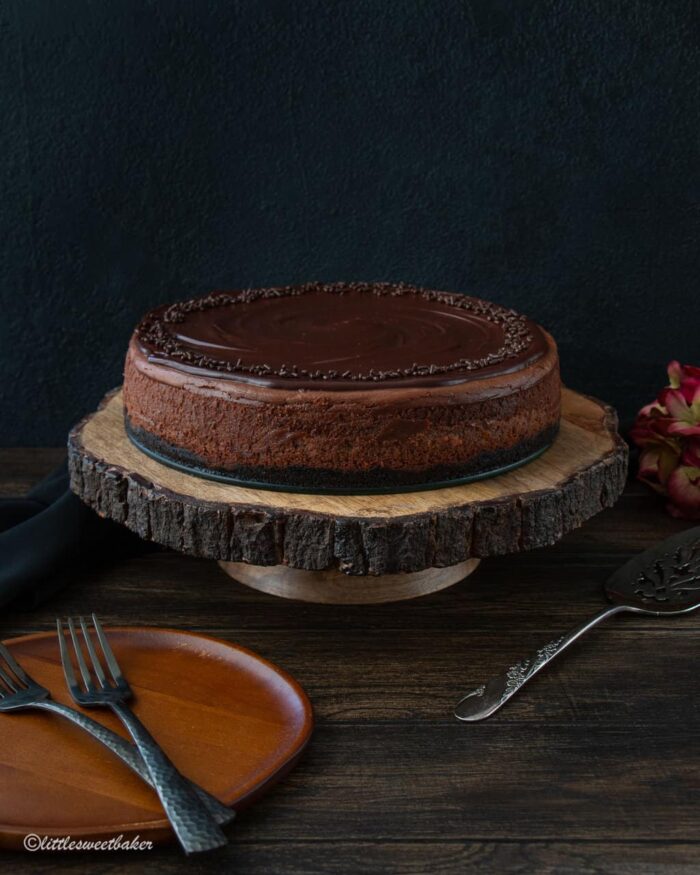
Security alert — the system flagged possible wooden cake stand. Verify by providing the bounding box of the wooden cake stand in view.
[68,388,627,604]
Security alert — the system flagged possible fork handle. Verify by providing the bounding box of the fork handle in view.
[32,700,234,826]
[110,702,228,854]
[454,604,629,722]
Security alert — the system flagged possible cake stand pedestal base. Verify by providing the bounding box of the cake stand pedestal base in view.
[68,387,628,605]
[218,558,481,604]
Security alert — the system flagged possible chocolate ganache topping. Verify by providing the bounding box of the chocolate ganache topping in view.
[136,282,547,390]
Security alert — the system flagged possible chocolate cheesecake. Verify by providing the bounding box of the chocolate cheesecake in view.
[123,282,561,491]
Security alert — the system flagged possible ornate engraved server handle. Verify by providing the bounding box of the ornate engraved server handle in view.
[454,605,628,722]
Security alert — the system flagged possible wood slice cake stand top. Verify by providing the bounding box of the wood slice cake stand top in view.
[68,387,627,602]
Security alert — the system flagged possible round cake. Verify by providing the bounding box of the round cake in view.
[123,282,561,492]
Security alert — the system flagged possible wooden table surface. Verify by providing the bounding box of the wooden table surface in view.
[1,449,698,874]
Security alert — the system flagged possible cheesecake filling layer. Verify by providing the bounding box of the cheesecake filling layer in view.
[123,283,561,491]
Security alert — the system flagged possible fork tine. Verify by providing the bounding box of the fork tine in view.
[91,614,123,684]
[0,644,31,686]
[79,616,108,689]
[56,618,81,693]
[0,664,18,693]
[67,617,93,692]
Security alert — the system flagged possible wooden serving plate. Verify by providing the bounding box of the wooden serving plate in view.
[0,628,312,849]
[68,388,627,604]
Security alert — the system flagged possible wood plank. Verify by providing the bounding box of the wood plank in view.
[0,448,65,497]
[212,629,700,726]
[1,538,695,634]
[2,621,697,726]
[232,723,699,842]
[1,841,699,874]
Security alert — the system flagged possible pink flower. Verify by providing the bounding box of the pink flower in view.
[667,466,700,520]
[682,437,700,468]
[667,360,700,390]
[630,361,700,519]
[637,444,680,494]
[659,385,700,437]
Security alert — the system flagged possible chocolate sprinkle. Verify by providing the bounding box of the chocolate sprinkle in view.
[136,281,536,383]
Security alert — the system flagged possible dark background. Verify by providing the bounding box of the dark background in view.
[1,0,698,445]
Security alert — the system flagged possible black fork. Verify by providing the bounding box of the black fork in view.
[0,640,233,826]
[57,614,228,854]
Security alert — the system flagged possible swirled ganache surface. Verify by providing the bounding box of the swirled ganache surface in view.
[124,283,561,491]
[134,282,549,390]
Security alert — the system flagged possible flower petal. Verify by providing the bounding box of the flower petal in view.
[658,445,681,484]
[661,388,693,422]
[679,377,700,404]
[638,448,660,479]
[667,360,683,388]
[682,439,700,468]
[668,422,700,437]
[667,466,700,518]
[630,415,679,447]
[638,400,666,417]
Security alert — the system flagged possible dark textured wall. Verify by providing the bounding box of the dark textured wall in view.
[1,1,698,444]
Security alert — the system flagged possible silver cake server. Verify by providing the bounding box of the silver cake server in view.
[455,526,700,722]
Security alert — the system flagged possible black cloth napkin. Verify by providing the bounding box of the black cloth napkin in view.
[0,461,154,610]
